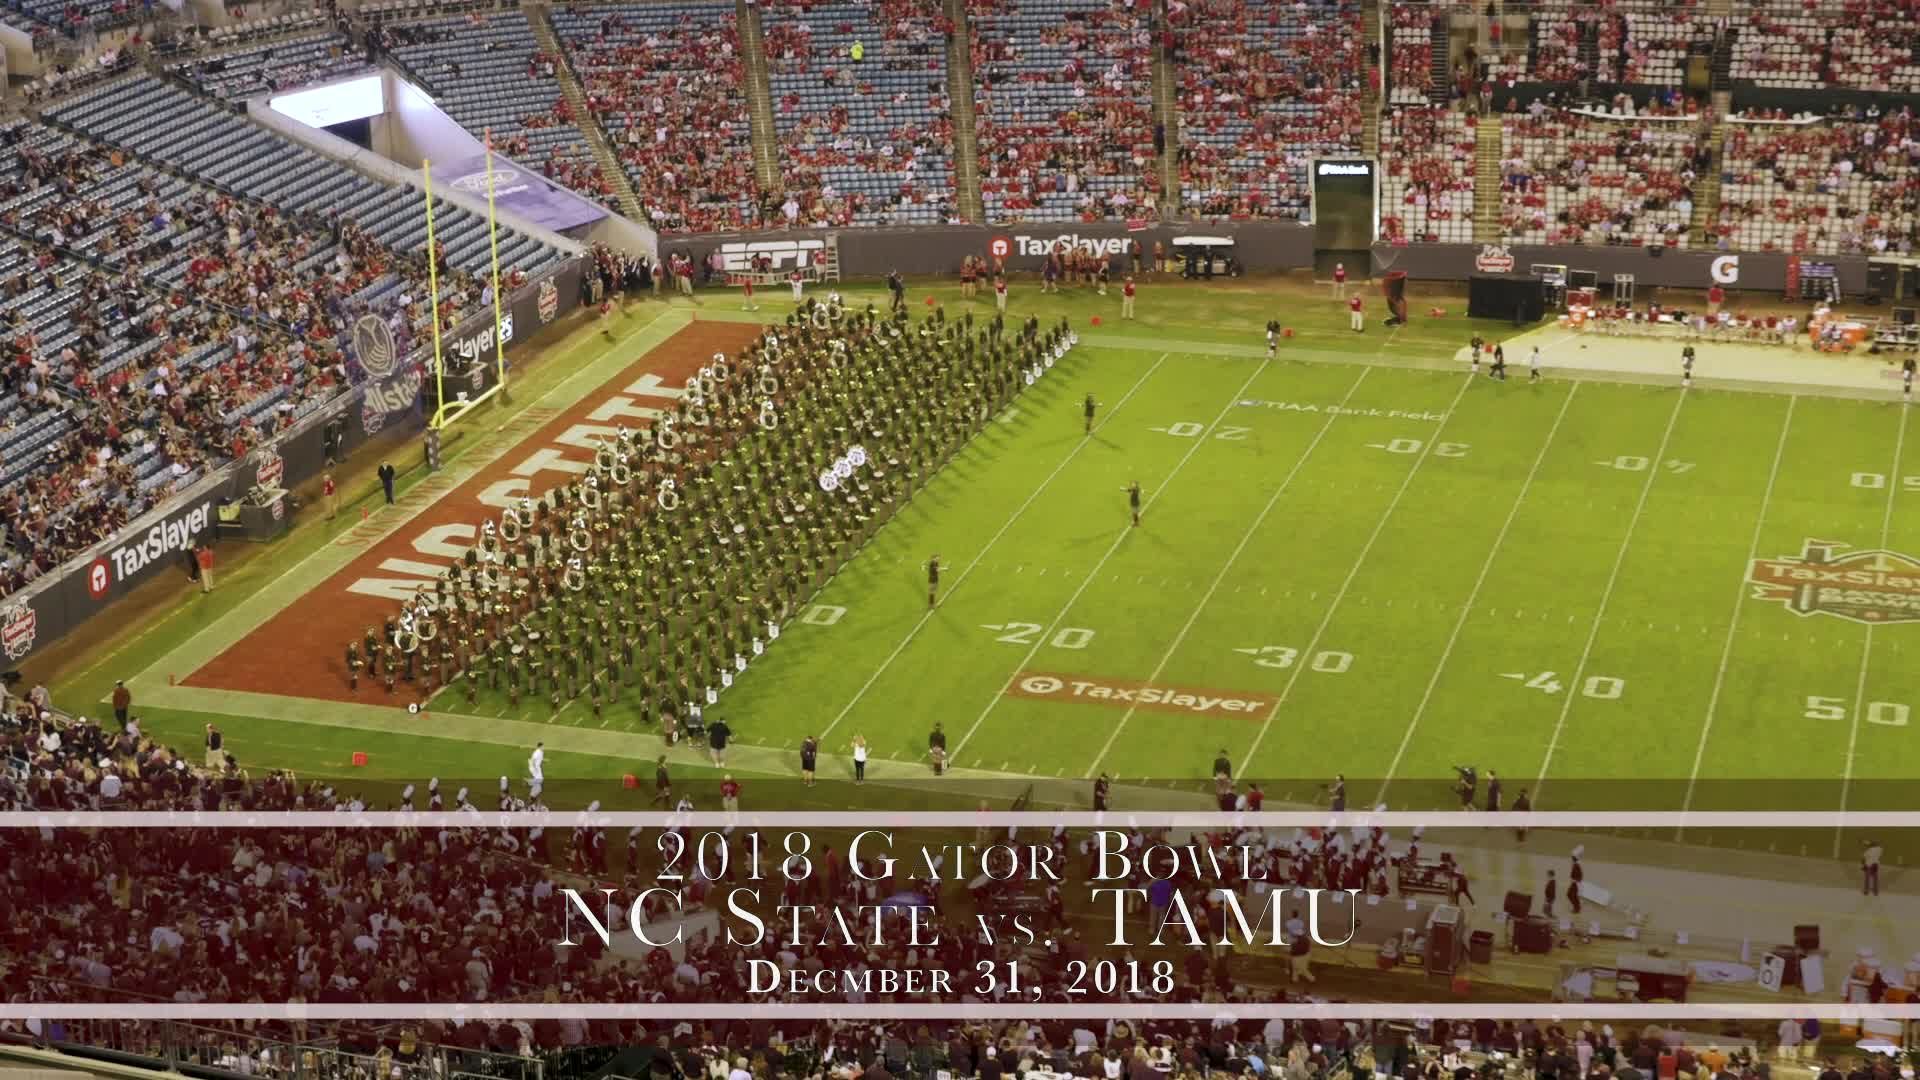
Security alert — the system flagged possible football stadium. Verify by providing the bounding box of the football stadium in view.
[4,0,1920,1072]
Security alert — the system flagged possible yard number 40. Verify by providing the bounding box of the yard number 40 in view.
[1805,696,1911,726]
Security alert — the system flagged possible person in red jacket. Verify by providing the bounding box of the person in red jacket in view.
[195,543,215,594]
[323,472,338,520]
[1121,275,1137,319]
[1349,293,1364,332]
[1333,261,1349,298]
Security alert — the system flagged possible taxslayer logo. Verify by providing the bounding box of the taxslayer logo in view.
[87,558,111,600]
[1008,671,1275,717]
[719,240,824,273]
[108,503,212,581]
[1711,254,1740,285]
[451,314,514,364]
[1013,233,1132,258]
[1,602,35,660]
[537,279,560,325]
[1474,245,1516,273]
[1749,539,1920,624]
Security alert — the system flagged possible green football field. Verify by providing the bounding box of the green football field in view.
[705,343,1920,815]
[69,279,1920,841]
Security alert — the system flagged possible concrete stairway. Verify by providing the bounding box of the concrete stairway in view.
[1690,88,1731,245]
[942,0,984,222]
[736,0,782,194]
[527,3,644,220]
[1472,111,1503,243]
[1360,0,1381,156]
[1152,9,1180,216]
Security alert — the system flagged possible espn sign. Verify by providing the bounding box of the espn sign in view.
[719,240,825,273]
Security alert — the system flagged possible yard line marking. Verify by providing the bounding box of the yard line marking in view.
[818,353,1171,740]
[1084,367,1373,778]
[1534,389,1689,794]
[1241,371,1477,776]
[1679,395,1796,829]
[953,354,1280,762]
[1375,382,1580,805]
[1836,402,1908,856]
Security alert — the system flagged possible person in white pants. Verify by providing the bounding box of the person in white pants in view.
[528,741,544,787]
[1348,295,1363,332]
[789,270,803,303]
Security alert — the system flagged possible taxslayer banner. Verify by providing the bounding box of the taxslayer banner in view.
[1,259,584,670]
[671,221,1318,278]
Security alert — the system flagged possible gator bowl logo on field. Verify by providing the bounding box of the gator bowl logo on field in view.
[537,278,560,325]
[2,602,36,660]
[1474,245,1516,273]
[1749,539,1920,624]
[352,314,398,381]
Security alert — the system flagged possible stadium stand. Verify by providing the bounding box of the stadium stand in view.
[1497,108,1706,247]
[549,0,760,232]
[1379,106,1476,244]
[760,0,959,227]
[1387,4,1435,106]
[375,9,618,208]
[969,0,1159,223]
[1716,112,1920,256]
[1171,0,1364,220]
[166,26,368,101]
[43,75,564,297]
[1730,0,1819,90]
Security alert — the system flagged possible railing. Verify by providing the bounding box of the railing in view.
[12,1009,543,1080]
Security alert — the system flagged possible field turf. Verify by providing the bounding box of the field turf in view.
[62,279,1920,844]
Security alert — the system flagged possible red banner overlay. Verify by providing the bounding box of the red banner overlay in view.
[186,322,761,703]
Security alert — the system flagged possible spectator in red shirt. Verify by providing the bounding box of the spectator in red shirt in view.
[1121,275,1137,319]
[1349,293,1365,332]
[720,774,741,812]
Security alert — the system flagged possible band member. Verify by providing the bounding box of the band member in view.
[345,642,362,690]
[801,734,819,786]
[927,554,942,608]
[1084,392,1098,434]
[1127,480,1142,526]
[1682,344,1696,388]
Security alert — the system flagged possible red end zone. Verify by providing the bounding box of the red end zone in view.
[186,322,764,704]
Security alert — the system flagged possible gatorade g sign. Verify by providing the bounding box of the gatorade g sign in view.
[1012,233,1133,258]
[1711,254,1740,285]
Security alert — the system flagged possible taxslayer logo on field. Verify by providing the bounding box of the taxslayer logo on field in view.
[1749,539,1920,624]
[1008,672,1275,717]
[87,558,111,600]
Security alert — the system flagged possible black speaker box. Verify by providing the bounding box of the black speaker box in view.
[1515,916,1554,954]
[1503,890,1533,918]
